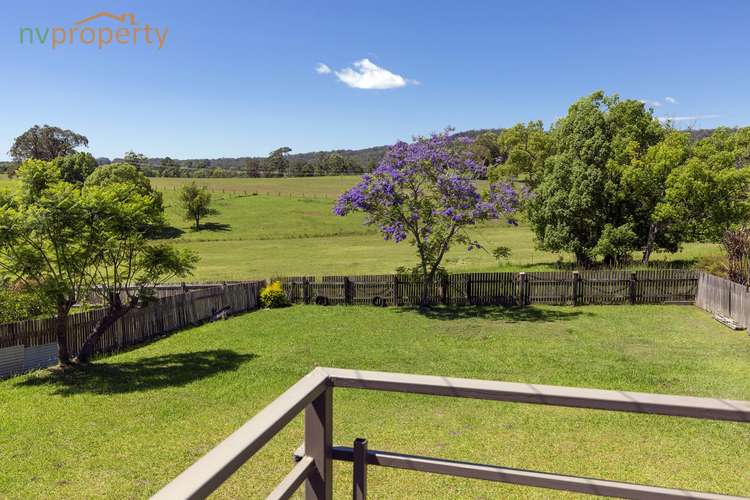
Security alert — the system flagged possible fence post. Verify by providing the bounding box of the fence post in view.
[518,272,526,306]
[629,272,637,305]
[392,275,398,307]
[353,438,368,500]
[303,278,311,305]
[305,388,332,500]
[441,274,449,305]
[572,271,580,306]
[344,277,352,305]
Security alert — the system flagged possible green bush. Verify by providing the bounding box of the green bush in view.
[0,286,54,323]
[260,281,289,308]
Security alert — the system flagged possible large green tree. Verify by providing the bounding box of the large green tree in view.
[75,166,196,363]
[0,158,197,365]
[52,151,99,184]
[619,131,691,263]
[656,131,750,244]
[9,125,89,162]
[267,147,292,177]
[122,150,150,171]
[0,160,100,364]
[489,121,555,189]
[86,162,164,211]
[526,92,666,265]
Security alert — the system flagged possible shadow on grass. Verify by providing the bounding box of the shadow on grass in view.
[398,305,588,322]
[17,349,255,396]
[509,258,698,271]
[196,222,232,232]
[151,225,186,239]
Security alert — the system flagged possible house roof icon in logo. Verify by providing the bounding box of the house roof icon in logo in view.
[75,12,137,25]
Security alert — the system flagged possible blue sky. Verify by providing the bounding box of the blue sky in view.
[1,0,749,161]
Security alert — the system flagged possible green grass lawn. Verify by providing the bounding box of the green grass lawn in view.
[1,304,748,498]
[0,175,722,280]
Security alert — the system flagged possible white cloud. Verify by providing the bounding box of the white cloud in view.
[640,99,662,107]
[658,114,720,122]
[316,63,332,75]
[333,58,417,90]
[665,96,677,104]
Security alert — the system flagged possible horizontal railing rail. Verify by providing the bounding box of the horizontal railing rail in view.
[152,368,750,500]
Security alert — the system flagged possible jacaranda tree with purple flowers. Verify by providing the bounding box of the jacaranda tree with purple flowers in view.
[334,130,520,306]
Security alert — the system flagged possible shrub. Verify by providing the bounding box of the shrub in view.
[696,255,728,278]
[261,281,288,308]
[0,285,54,323]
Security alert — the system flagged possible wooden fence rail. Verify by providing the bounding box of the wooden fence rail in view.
[0,281,264,377]
[279,269,699,307]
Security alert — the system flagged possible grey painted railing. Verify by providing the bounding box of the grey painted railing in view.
[152,368,750,499]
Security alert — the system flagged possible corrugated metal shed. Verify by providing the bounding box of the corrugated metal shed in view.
[0,345,24,378]
[23,343,57,371]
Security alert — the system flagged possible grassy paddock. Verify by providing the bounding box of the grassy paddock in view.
[0,175,722,279]
[0,304,747,498]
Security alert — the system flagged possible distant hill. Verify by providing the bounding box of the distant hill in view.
[112,128,504,170]
[0,127,723,178]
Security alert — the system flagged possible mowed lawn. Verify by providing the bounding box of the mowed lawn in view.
[1,304,748,499]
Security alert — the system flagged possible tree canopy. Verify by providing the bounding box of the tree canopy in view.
[0,160,101,363]
[488,91,750,266]
[0,156,196,365]
[9,125,89,162]
[180,182,217,230]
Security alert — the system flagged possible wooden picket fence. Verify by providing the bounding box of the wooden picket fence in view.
[0,281,264,358]
[695,272,750,329]
[279,269,699,307]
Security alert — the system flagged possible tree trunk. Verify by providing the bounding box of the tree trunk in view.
[194,215,200,230]
[575,251,593,269]
[420,279,429,308]
[420,270,436,309]
[54,303,72,366]
[75,304,131,364]
[642,222,660,265]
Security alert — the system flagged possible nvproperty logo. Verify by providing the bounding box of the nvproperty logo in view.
[20,12,169,49]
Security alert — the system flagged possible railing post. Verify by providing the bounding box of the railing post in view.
[572,271,580,306]
[629,272,637,305]
[392,275,398,307]
[305,388,332,500]
[518,272,526,306]
[353,438,368,500]
[344,277,352,305]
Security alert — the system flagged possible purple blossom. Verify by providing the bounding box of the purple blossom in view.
[333,129,520,260]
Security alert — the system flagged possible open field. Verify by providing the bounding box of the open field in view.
[0,304,748,498]
[0,175,722,280]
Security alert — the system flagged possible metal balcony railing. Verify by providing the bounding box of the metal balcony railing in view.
[152,368,750,499]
